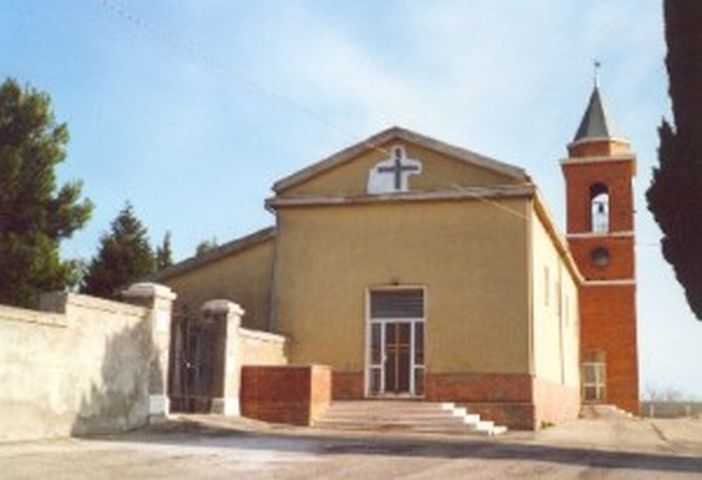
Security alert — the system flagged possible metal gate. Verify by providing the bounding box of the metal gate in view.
[170,309,222,412]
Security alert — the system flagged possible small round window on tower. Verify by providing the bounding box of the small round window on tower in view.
[590,247,610,267]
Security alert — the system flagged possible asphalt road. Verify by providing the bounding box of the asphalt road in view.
[1,415,701,479]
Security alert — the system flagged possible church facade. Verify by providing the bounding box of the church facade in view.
[158,85,638,429]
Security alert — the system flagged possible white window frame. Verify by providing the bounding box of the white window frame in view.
[582,359,607,402]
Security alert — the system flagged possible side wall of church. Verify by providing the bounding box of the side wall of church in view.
[163,238,275,332]
[273,198,531,398]
[530,206,581,425]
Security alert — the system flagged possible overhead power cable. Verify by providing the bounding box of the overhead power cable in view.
[96,0,581,224]
[96,0,394,158]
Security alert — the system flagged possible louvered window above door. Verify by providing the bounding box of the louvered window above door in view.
[370,288,424,319]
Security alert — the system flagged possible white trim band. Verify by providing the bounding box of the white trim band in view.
[567,231,634,239]
[560,155,636,166]
[583,279,636,287]
[267,184,535,210]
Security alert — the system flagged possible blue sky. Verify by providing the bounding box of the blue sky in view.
[2,1,700,398]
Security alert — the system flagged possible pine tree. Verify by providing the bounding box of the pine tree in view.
[0,78,92,307]
[156,231,173,270]
[82,204,155,299]
[646,0,702,320]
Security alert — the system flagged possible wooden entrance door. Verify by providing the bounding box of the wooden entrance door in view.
[384,322,412,394]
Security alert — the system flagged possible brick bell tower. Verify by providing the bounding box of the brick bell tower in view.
[561,78,639,414]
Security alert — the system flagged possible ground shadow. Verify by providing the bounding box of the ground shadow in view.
[93,418,702,475]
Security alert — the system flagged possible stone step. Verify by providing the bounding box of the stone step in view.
[325,401,451,408]
[320,410,463,418]
[314,420,500,436]
[319,413,486,427]
[315,401,508,436]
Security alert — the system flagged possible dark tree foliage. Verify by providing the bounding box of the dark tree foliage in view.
[155,231,173,270]
[0,78,92,307]
[647,0,702,320]
[82,204,155,299]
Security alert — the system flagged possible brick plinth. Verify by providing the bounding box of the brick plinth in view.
[241,365,331,425]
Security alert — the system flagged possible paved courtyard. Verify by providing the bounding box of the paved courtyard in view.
[1,415,701,479]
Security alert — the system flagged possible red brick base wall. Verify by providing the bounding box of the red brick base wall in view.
[424,373,579,430]
[332,372,364,399]
[459,402,536,430]
[425,373,533,403]
[241,365,331,426]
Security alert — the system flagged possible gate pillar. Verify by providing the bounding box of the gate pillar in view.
[122,282,177,423]
[200,299,244,416]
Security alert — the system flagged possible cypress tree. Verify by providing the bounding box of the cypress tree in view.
[646,0,702,320]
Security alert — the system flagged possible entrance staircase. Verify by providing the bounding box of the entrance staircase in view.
[314,401,508,436]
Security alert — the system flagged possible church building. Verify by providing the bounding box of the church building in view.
[158,84,639,429]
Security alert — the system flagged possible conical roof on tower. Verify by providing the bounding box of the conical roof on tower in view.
[572,85,617,142]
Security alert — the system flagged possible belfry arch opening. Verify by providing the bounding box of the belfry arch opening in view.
[589,183,609,233]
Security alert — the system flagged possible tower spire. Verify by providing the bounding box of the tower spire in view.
[572,63,616,143]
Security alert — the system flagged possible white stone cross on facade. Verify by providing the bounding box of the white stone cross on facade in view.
[367,145,422,194]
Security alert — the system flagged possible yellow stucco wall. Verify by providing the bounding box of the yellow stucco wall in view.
[273,198,531,375]
[278,139,523,197]
[530,205,580,388]
[162,239,274,331]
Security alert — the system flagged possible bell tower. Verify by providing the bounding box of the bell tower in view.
[561,80,639,414]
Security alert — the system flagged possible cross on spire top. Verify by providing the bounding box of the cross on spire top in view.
[593,59,601,88]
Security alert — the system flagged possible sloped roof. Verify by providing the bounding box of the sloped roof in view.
[573,86,617,142]
[155,226,275,281]
[273,126,529,193]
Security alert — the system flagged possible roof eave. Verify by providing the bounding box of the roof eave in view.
[155,226,276,281]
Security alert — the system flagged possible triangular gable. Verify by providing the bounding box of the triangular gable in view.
[273,127,529,196]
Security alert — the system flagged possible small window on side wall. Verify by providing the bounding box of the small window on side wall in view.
[544,266,550,306]
[590,183,609,233]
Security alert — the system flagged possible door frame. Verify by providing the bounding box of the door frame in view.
[364,285,427,398]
